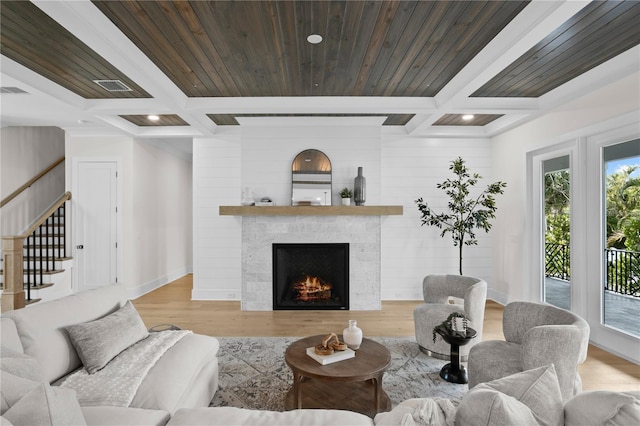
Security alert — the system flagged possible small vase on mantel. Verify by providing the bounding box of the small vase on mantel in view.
[241,187,254,206]
[354,167,366,206]
[343,320,363,350]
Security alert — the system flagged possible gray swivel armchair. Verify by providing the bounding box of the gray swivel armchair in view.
[414,275,487,360]
[467,301,590,402]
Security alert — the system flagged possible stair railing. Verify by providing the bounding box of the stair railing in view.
[0,156,65,208]
[1,192,71,312]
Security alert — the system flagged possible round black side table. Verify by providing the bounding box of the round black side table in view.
[435,327,477,384]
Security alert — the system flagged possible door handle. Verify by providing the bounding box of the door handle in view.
[77,245,84,249]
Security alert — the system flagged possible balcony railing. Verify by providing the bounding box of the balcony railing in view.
[605,248,640,297]
[545,243,640,298]
[545,243,570,281]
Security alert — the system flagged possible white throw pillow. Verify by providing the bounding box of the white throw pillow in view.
[0,372,39,415]
[455,364,563,426]
[0,348,43,382]
[3,383,86,426]
[375,397,457,426]
[65,301,149,374]
[564,390,640,426]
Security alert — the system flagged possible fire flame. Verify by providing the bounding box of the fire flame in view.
[293,275,332,301]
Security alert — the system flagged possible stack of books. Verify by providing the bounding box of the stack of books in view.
[306,347,355,365]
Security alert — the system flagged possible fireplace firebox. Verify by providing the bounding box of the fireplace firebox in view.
[273,243,349,310]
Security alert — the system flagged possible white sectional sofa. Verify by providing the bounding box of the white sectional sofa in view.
[1,285,638,426]
[1,284,219,425]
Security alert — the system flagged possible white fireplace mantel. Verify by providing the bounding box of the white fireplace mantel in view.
[219,205,403,216]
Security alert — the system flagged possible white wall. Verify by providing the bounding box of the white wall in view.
[193,118,496,302]
[133,141,193,295]
[1,127,65,235]
[66,135,192,298]
[192,132,241,300]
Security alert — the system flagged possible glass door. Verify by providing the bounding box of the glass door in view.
[542,156,571,309]
[601,139,640,337]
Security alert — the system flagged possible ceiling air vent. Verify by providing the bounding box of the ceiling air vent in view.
[93,79,132,92]
[0,87,29,94]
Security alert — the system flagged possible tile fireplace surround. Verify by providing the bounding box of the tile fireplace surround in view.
[241,215,381,311]
[219,206,403,311]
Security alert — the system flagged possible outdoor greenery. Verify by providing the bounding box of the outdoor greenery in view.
[416,157,506,275]
[605,165,640,296]
[544,170,571,246]
[605,165,640,251]
[544,164,640,296]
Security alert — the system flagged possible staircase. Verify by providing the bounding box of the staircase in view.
[1,192,73,309]
[1,213,72,304]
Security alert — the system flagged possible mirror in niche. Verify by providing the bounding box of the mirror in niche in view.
[291,149,332,206]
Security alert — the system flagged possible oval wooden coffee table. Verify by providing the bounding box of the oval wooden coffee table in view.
[284,335,391,418]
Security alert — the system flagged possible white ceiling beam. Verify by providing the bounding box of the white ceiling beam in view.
[409,0,591,136]
[185,96,438,115]
[436,0,591,105]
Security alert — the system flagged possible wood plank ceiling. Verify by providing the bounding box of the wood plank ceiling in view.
[0,1,151,99]
[92,0,527,97]
[1,1,639,130]
[473,1,640,97]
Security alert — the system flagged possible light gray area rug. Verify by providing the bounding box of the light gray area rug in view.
[210,336,467,411]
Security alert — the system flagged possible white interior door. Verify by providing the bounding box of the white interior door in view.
[75,161,118,291]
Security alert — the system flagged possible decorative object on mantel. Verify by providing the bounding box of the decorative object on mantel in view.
[255,196,274,206]
[354,166,366,206]
[241,187,255,206]
[415,157,506,275]
[340,187,352,206]
[343,319,363,350]
[291,149,332,206]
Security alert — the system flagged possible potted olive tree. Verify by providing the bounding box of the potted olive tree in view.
[416,157,506,275]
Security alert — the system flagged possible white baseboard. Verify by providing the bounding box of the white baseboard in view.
[128,266,193,300]
[487,288,508,305]
[191,288,240,300]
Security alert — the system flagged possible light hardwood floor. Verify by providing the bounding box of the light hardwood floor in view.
[133,274,640,393]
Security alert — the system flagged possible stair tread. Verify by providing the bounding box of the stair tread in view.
[24,283,55,289]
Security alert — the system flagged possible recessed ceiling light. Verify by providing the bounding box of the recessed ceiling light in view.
[148,115,160,121]
[462,114,474,121]
[307,34,323,44]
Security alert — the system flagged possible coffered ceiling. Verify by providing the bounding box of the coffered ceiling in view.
[1,0,639,140]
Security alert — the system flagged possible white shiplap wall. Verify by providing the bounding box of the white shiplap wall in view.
[193,135,242,300]
[192,120,495,303]
[239,117,383,206]
[381,135,495,300]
